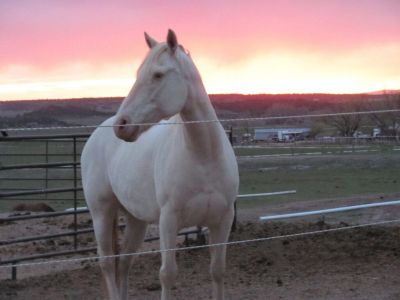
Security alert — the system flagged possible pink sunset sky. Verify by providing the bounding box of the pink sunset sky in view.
[1,0,399,100]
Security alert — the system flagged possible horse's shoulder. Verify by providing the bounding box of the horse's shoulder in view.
[88,116,117,141]
[82,116,118,160]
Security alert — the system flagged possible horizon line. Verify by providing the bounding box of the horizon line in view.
[1,90,399,102]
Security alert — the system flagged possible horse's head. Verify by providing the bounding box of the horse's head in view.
[114,29,189,142]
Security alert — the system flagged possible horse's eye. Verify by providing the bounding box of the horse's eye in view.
[153,72,164,80]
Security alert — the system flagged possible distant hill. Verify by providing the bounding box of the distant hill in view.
[0,97,122,114]
[0,93,398,130]
[367,89,400,95]
[0,97,122,128]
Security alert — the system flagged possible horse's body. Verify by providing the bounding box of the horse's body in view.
[81,30,239,300]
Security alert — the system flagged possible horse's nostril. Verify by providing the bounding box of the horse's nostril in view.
[118,118,128,131]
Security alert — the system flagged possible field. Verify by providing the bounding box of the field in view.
[0,138,86,211]
[1,138,399,211]
[1,137,400,299]
[237,150,400,205]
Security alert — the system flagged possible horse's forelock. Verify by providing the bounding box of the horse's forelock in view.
[149,43,190,67]
[138,43,198,84]
[137,44,169,76]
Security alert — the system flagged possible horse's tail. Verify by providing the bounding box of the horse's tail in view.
[112,214,120,285]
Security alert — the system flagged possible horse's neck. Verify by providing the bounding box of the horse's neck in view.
[179,85,224,159]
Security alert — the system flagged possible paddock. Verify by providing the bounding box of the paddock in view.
[1,199,400,299]
[1,118,400,299]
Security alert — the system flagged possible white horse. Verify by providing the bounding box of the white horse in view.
[81,29,239,300]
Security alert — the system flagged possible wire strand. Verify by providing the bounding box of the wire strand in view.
[1,218,399,269]
[1,109,399,132]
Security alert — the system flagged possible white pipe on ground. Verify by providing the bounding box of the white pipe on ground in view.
[259,200,400,221]
[237,190,297,199]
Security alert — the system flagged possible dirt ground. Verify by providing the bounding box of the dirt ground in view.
[1,195,400,300]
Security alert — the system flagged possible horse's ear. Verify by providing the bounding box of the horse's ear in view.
[144,32,158,49]
[167,29,178,53]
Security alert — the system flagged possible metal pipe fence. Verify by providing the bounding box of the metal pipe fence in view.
[0,134,90,279]
[0,132,235,280]
[2,131,397,280]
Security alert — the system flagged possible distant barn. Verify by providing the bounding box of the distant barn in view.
[254,128,311,142]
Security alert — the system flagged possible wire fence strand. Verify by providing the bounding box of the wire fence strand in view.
[1,218,399,270]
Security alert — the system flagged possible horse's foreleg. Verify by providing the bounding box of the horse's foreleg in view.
[90,202,121,300]
[118,212,147,300]
[208,206,235,300]
[159,212,178,300]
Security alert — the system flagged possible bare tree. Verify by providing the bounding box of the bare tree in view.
[324,101,365,137]
[367,93,400,140]
[309,121,324,138]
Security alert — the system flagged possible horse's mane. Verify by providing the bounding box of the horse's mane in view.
[175,45,203,85]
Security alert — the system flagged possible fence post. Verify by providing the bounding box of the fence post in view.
[229,126,233,145]
[45,140,49,201]
[12,263,17,280]
[73,137,78,250]
[228,126,237,232]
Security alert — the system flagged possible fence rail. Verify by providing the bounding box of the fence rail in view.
[0,187,82,198]
[0,161,80,171]
[0,133,91,141]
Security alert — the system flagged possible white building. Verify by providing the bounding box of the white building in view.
[254,127,311,142]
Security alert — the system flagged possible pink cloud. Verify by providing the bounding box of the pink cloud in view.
[1,0,399,98]
[2,1,399,65]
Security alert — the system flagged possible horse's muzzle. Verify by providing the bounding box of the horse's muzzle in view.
[113,116,140,142]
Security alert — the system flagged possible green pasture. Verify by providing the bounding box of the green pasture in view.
[234,144,398,157]
[237,153,400,209]
[0,139,86,165]
[0,139,86,211]
[0,138,399,212]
